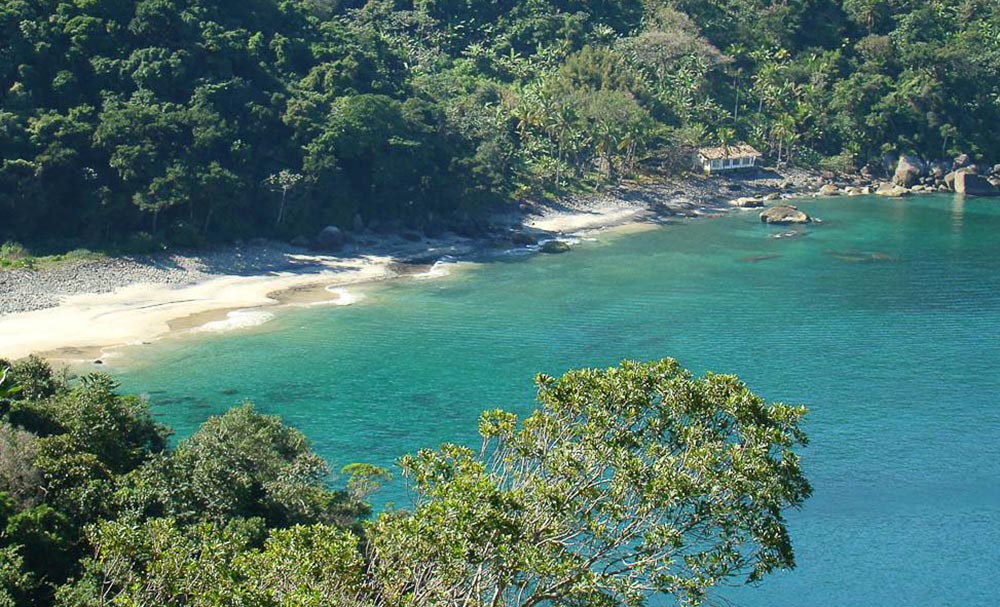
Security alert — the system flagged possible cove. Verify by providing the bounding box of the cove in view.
[114,194,1000,607]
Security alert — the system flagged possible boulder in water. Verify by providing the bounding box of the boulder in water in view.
[759,205,811,224]
[818,184,840,196]
[730,196,764,208]
[511,231,538,246]
[954,172,998,196]
[540,240,571,254]
[876,183,909,197]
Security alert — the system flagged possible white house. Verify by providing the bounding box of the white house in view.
[696,144,762,174]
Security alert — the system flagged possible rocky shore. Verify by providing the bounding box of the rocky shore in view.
[2,161,988,362]
[0,167,825,318]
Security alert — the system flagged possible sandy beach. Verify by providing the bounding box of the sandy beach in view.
[0,170,829,364]
[0,254,399,361]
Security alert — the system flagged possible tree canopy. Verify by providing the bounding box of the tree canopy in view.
[1,0,997,251]
[0,356,810,607]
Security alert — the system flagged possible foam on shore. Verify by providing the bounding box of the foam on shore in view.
[192,310,275,333]
[411,256,456,280]
[322,286,365,305]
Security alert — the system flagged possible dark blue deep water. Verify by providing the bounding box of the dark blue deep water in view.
[117,195,1000,606]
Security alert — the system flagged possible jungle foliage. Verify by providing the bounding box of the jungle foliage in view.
[2,0,997,248]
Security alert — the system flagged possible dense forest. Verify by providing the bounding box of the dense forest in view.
[0,356,810,607]
[1,0,998,249]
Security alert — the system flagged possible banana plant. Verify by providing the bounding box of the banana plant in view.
[0,367,22,399]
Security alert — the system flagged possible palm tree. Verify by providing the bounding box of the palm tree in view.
[716,126,737,157]
[770,116,796,163]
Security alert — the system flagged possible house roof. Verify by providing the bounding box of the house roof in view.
[698,144,762,159]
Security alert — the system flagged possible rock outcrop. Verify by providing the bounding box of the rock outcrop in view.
[893,155,925,187]
[818,184,840,196]
[760,205,811,224]
[954,172,998,196]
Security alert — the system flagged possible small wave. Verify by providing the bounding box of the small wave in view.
[321,287,364,305]
[411,257,456,280]
[539,237,581,246]
[193,310,275,333]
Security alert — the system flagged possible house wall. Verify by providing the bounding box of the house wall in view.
[701,155,758,173]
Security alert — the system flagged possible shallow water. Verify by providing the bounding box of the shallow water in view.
[115,195,1000,606]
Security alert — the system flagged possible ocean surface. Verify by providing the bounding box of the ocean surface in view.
[115,195,1000,606]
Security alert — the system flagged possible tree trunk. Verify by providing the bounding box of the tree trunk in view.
[276,189,287,226]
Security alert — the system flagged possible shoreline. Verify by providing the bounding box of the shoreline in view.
[0,168,864,365]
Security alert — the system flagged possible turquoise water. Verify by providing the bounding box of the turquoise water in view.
[115,195,1000,606]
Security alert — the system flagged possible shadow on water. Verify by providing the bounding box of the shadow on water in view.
[825,250,899,263]
[739,254,782,263]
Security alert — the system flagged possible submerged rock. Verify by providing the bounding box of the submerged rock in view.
[511,231,538,246]
[540,240,571,254]
[760,205,811,224]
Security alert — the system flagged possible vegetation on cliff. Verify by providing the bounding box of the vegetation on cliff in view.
[2,0,996,249]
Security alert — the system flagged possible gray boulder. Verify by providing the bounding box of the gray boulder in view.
[929,161,949,181]
[760,205,811,224]
[955,172,998,196]
[876,182,909,197]
[893,155,925,187]
[818,184,840,196]
[314,225,346,251]
[730,196,764,208]
[540,240,571,254]
[953,153,972,169]
[945,168,977,191]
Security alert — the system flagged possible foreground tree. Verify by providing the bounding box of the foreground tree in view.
[72,359,810,607]
[366,358,811,606]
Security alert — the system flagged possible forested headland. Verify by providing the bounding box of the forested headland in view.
[0,356,810,607]
[2,0,998,251]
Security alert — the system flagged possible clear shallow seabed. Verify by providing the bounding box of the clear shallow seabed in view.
[115,195,1000,606]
